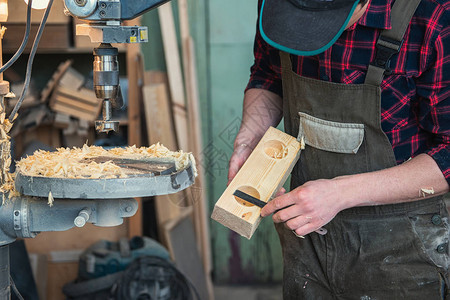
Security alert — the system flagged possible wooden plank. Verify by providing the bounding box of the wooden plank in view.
[143,83,183,228]
[163,207,209,300]
[51,103,94,121]
[46,262,78,300]
[125,19,144,238]
[58,68,85,91]
[54,95,97,113]
[177,1,213,297]
[212,127,301,239]
[55,86,98,105]
[158,3,189,151]
[143,83,176,149]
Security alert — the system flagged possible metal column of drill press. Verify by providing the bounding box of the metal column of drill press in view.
[93,43,123,133]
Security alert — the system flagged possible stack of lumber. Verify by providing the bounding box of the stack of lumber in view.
[50,86,100,122]
[46,62,101,122]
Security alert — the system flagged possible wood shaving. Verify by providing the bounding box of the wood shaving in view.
[16,143,197,179]
[48,191,54,207]
[420,187,435,198]
[300,136,305,150]
[0,103,15,201]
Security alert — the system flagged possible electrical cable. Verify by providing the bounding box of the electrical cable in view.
[8,0,54,122]
[10,275,24,300]
[0,0,33,74]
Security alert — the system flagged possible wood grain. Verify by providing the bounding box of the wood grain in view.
[212,127,301,239]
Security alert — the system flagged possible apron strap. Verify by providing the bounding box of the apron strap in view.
[365,0,422,86]
[279,51,292,73]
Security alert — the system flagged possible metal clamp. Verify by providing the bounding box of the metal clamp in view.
[372,36,404,76]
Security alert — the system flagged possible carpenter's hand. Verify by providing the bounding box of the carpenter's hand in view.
[227,144,253,185]
[261,179,347,236]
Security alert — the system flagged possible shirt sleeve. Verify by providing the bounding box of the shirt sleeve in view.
[245,0,283,97]
[416,22,450,185]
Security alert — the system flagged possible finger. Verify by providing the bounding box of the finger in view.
[227,148,253,184]
[283,215,310,230]
[227,157,242,184]
[261,193,296,217]
[293,223,324,238]
[272,205,301,223]
[274,187,286,198]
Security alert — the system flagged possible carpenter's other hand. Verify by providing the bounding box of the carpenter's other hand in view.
[261,179,346,236]
[227,144,253,185]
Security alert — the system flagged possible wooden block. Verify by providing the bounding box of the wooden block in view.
[58,68,85,90]
[73,18,126,51]
[50,86,101,121]
[51,103,96,121]
[40,60,72,103]
[53,113,71,129]
[211,127,302,239]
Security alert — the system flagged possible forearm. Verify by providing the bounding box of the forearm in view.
[234,88,283,149]
[336,153,449,210]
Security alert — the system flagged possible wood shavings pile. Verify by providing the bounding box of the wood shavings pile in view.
[0,110,18,199]
[16,143,197,179]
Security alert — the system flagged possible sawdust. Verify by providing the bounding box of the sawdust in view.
[16,143,197,180]
[0,106,18,200]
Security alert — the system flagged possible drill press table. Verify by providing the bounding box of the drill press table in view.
[15,157,195,199]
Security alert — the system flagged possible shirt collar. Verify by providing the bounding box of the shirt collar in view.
[347,0,393,31]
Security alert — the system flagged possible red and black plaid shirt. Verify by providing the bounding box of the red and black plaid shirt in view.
[247,0,450,184]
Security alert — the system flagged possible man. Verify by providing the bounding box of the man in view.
[228,0,450,298]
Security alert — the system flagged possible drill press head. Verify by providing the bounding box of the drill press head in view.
[63,0,169,132]
[93,43,123,133]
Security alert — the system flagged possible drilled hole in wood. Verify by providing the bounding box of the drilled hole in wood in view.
[264,140,288,159]
[234,185,260,207]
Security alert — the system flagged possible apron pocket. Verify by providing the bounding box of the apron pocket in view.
[407,211,450,271]
[298,112,364,154]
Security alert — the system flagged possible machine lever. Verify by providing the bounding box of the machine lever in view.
[74,208,92,228]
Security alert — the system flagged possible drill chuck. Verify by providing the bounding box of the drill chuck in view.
[93,44,119,100]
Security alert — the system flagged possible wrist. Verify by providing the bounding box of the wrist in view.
[331,175,366,210]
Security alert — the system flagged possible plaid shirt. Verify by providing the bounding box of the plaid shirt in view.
[247,0,450,185]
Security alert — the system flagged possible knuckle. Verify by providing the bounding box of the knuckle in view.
[285,219,297,230]
[273,199,282,209]
[276,211,287,222]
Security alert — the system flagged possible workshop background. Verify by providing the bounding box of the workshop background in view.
[3,0,448,299]
[135,0,284,288]
[1,0,286,299]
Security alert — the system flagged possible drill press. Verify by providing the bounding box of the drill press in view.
[64,0,170,133]
[0,0,195,298]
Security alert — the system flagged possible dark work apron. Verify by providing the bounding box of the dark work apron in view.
[276,0,449,299]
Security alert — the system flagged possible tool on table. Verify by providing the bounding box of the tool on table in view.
[64,0,170,133]
[233,188,328,236]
